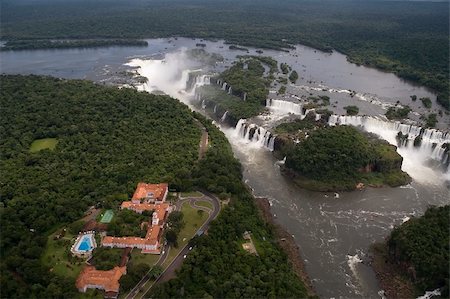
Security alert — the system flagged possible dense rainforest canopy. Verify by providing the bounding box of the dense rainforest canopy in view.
[151,112,311,298]
[0,75,309,298]
[388,205,449,296]
[283,125,410,191]
[1,0,448,108]
[0,75,201,298]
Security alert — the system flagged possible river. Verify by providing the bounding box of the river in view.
[1,38,449,298]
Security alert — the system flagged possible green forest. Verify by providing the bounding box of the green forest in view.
[384,205,449,296]
[0,75,309,298]
[1,39,148,51]
[0,75,201,298]
[1,0,448,108]
[151,112,312,298]
[198,56,275,123]
[282,125,411,191]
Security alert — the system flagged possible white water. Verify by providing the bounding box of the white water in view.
[221,111,228,122]
[267,98,304,115]
[123,47,449,298]
[232,119,275,151]
[328,115,450,184]
[416,289,441,299]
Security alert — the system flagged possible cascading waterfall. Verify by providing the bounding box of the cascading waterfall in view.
[189,73,211,97]
[228,86,232,95]
[201,99,206,109]
[328,115,450,170]
[234,119,275,151]
[266,99,316,120]
[266,99,304,114]
[222,82,228,91]
[213,105,217,114]
[221,111,228,122]
[243,92,247,101]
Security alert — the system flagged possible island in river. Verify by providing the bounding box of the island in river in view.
[275,116,411,191]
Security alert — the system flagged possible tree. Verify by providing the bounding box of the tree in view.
[167,211,185,233]
[165,229,178,247]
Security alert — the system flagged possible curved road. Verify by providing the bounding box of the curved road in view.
[126,191,220,299]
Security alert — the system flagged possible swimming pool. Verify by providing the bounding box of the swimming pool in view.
[77,235,93,252]
[71,233,96,257]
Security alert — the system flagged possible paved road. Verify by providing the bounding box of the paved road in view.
[126,191,220,299]
[125,245,169,299]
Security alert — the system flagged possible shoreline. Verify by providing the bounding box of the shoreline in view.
[253,196,316,297]
[369,242,416,299]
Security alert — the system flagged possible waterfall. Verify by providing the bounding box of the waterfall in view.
[189,73,211,96]
[222,82,227,90]
[201,99,206,109]
[268,135,275,151]
[243,92,247,101]
[228,86,232,95]
[213,105,217,114]
[266,99,303,115]
[221,111,228,122]
[233,119,275,151]
[328,115,450,168]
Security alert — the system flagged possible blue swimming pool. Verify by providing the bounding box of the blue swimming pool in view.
[76,234,94,252]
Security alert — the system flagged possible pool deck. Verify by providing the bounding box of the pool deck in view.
[71,232,97,258]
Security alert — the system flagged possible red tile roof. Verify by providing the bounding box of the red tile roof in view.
[132,183,168,201]
[76,266,126,293]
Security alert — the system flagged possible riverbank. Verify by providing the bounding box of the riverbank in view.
[254,197,316,297]
[369,242,417,299]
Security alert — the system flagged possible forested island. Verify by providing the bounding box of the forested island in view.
[196,56,277,124]
[1,39,148,51]
[275,117,411,191]
[1,0,448,109]
[371,205,449,298]
[0,75,311,298]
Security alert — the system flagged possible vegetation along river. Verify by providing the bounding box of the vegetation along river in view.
[2,37,449,298]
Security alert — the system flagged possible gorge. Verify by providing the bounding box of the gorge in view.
[2,38,449,298]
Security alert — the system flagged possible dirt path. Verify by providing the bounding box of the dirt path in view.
[193,118,209,160]
[198,128,208,160]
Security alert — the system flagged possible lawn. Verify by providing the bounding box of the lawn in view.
[180,191,203,198]
[41,229,84,279]
[162,202,208,268]
[139,202,209,299]
[194,200,213,211]
[29,138,58,152]
[130,249,160,266]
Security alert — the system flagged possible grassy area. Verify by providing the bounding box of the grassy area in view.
[41,229,84,279]
[130,249,160,266]
[194,200,213,210]
[180,191,203,198]
[29,138,58,152]
[138,202,209,299]
[161,202,208,268]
